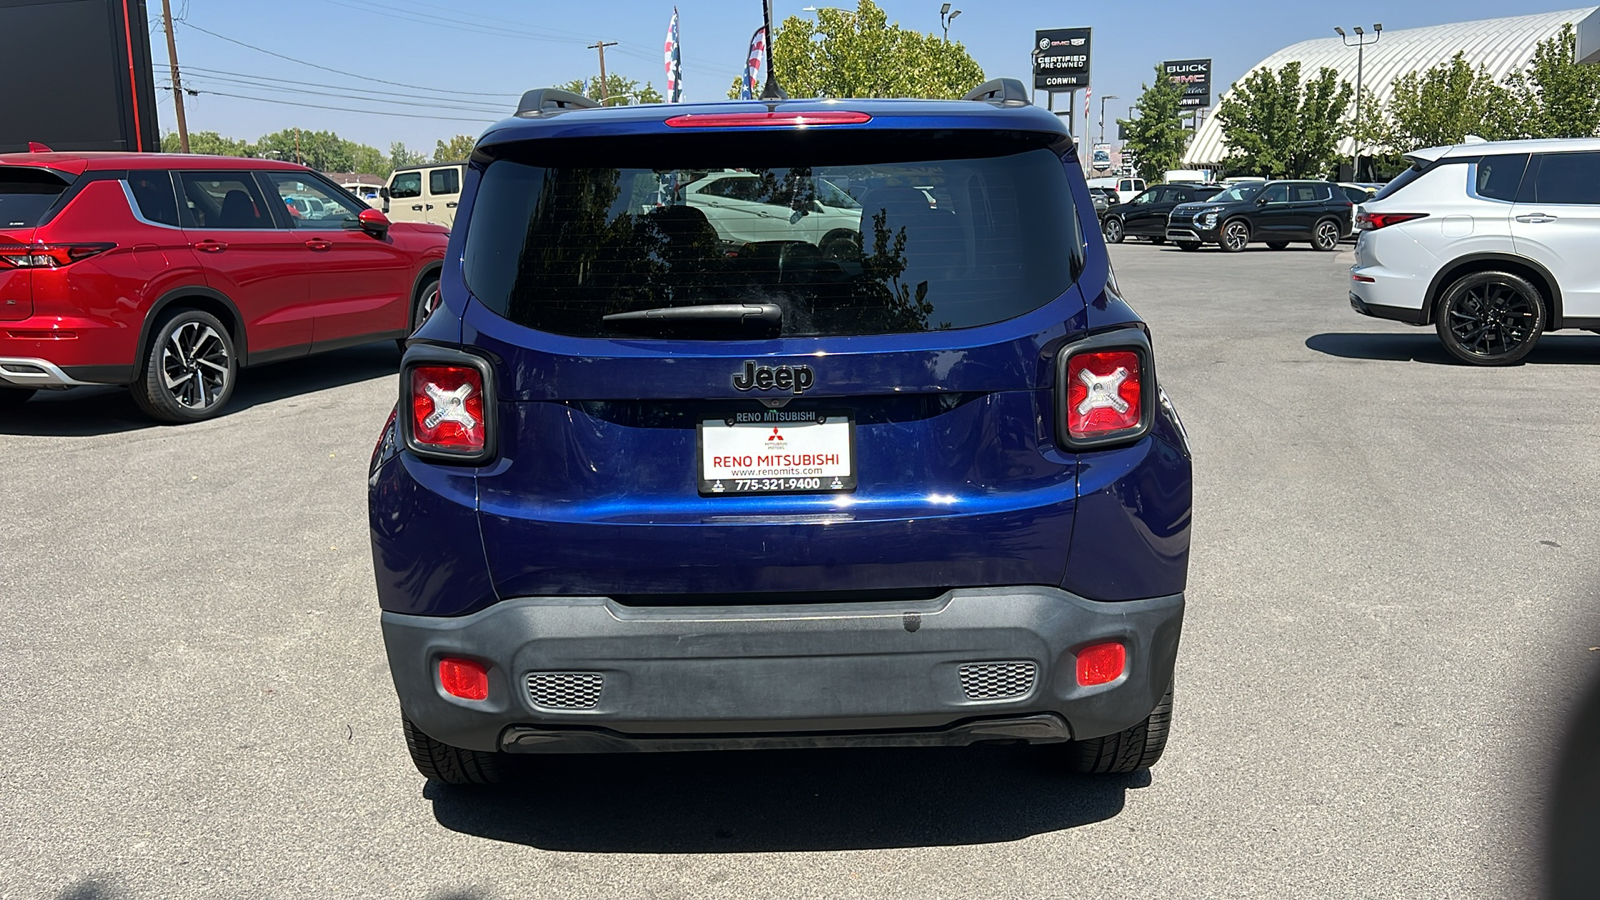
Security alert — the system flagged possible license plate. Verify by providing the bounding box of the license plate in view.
[698,409,856,496]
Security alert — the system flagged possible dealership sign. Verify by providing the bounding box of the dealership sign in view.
[1034,28,1092,91]
[1163,58,1212,109]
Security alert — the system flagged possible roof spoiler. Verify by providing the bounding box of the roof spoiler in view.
[515,88,602,118]
[963,78,1030,107]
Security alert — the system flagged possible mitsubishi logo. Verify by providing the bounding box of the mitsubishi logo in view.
[1075,366,1131,416]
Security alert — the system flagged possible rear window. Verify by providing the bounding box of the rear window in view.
[0,168,71,229]
[463,131,1082,339]
[1474,154,1528,202]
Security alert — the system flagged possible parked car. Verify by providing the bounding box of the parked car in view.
[678,170,863,256]
[370,81,1192,784]
[1087,175,1146,199]
[1089,186,1116,214]
[1102,182,1224,244]
[1336,182,1379,236]
[1350,138,1600,365]
[1165,180,1353,252]
[338,180,384,208]
[0,152,449,421]
[382,161,464,228]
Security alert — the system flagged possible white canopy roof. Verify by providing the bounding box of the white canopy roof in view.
[1183,7,1599,166]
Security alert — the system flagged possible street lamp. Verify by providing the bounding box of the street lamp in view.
[939,3,961,41]
[1098,94,1119,146]
[1336,23,1382,180]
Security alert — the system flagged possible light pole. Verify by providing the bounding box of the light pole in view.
[1098,94,1118,146]
[939,3,961,41]
[1335,23,1382,180]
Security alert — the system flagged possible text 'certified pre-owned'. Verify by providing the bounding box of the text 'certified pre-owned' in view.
[733,360,815,394]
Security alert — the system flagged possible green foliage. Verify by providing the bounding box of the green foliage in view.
[1500,24,1600,139]
[558,75,665,106]
[1216,62,1352,179]
[1116,66,1190,182]
[1383,53,1515,151]
[389,142,428,171]
[161,131,250,156]
[727,0,982,100]
[433,135,477,163]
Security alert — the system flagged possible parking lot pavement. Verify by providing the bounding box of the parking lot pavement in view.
[3,242,1597,899]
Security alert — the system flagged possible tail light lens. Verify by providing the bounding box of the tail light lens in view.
[1063,348,1145,445]
[403,358,495,463]
[1356,211,1428,231]
[438,657,490,701]
[0,243,114,269]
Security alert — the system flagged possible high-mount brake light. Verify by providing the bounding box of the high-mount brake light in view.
[0,243,114,269]
[1357,211,1428,231]
[664,110,872,128]
[409,365,486,455]
[1065,350,1143,439]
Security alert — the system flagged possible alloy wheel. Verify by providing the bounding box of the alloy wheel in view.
[1444,280,1539,361]
[1103,217,1124,244]
[1222,221,1250,252]
[415,283,442,328]
[1314,221,1341,251]
[160,320,230,410]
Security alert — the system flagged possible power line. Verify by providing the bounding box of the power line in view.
[182,73,508,115]
[186,88,497,123]
[178,21,516,98]
[179,65,514,104]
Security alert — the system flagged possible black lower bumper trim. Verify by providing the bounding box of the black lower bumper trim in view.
[501,713,1072,753]
[1349,293,1427,325]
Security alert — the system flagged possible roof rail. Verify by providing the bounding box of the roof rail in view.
[962,78,1030,107]
[515,88,602,118]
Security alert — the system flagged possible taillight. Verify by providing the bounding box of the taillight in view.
[664,110,872,128]
[438,657,489,701]
[1356,211,1428,231]
[1065,349,1144,441]
[403,358,495,463]
[0,243,114,269]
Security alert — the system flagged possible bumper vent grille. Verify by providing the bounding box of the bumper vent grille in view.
[526,672,604,710]
[959,662,1037,701]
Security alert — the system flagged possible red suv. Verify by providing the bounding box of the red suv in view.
[0,152,449,422]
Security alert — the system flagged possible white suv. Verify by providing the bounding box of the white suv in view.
[1349,138,1600,365]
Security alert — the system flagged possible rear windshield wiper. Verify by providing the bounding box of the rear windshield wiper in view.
[602,303,782,329]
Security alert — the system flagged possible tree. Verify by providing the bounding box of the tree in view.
[726,0,982,100]
[162,131,251,156]
[389,141,428,170]
[433,134,477,162]
[1383,53,1515,152]
[557,75,664,106]
[1216,62,1353,179]
[1117,66,1190,182]
[1500,24,1600,139]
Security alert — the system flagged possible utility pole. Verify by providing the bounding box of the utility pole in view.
[160,0,189,152]
[1336,24,1382,180]
[588,40,618,103]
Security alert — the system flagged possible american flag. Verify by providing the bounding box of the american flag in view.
[740,26,766,100]
[663,8,683,103]
[1085,87,1091,131]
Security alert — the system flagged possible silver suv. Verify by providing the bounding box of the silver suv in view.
[1349,138,1600,365]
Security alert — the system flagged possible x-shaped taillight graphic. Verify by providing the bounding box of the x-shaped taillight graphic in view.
[1075,366,1131,416]
[423,382,478,430]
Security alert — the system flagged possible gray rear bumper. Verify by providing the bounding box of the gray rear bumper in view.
[381,587,1184,753]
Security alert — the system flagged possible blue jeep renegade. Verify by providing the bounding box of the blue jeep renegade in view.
[368,80,1192,784]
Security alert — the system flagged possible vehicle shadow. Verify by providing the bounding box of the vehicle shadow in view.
[1305,332,1600,365]
[427,743,1143,853]
[0,341,400,437]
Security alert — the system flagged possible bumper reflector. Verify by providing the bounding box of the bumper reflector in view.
[439,657,489,701]
[1076,642,1126,687]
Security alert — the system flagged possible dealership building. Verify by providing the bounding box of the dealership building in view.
[1182,7,1600,170]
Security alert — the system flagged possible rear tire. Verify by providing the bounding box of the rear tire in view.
[1265,241,1289,251]
[1434,270,1545,366]
[1311,218,1343,252]
[1177,241,1202,252]
[0,387,35,407]
[131,309,237,424]
[1063,683,1173,774]
[402,717,505,785]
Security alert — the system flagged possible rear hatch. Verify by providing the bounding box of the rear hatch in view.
[458,118,1096,600]
[0,166,74,320]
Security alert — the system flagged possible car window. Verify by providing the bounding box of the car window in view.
[262,172,363,229]
[1289,184,1325,203]
[178,173,275,229]
[464,136,1084,339]
[1531,152,1600,205]
[1339,185,1370,204]
[390,171,422,199]
[1213,184,1262,203]
[1131,190,1153,205]
[429,167,460,196]
[127,170,181,227]
[1475,154,1529,202]
[0,168,72,229]
[1258,184,1289,204]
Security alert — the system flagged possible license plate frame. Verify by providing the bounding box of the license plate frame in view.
[697,409,857,497]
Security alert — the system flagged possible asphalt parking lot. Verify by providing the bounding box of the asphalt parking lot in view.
[4,241,1597,899]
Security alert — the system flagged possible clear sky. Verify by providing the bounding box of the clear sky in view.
[152,0,1596,153]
